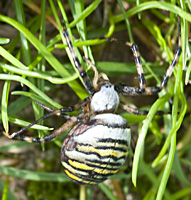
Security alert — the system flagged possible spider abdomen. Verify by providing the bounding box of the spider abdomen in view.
[61,113,131,185]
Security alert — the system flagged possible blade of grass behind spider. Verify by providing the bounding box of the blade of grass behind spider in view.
[139,161,172,199]
[151,17,187,168]
[112,2,191,24]
[57,0,99,91]
[1,80,11,133]
[0,74,61,108]
[0,14,87,99]
[180,0,188,74]
[171,186,191,199]
[35,0,46,139]
[14,0,31,66]
[69,0,95,62]
[15,0,45,141]
[0,38,10,44]
[68,0,102,28]
[181,1,190,85]
[156,39,186,200]
[0,166,69,182]
[49,0,90,97]
[0,63,78,84]
[117,0,134,43]
[98,183,118,200]
[55,1,92,91]
[0,178,17,200]
[132,92,172,187]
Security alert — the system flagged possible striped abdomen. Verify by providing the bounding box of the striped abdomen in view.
[61,113,131,185]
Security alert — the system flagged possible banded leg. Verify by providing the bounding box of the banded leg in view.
[10,117,77,143]
[4,98,91,140]
[122,104,166,115]
[36,96,91,114]
[63,25,95,95]
[108,38,146,93]
[112,17,182,96]
[159,18,182,90]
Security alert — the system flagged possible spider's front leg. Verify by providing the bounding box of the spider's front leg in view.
[3,98,91,143]
[114,17,182,96]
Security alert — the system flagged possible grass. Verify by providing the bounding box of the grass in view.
[0,0,190,200]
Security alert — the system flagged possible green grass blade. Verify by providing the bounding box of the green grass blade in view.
[0,62,78,84]
[0,178,17,200]
[0,74,61,108]
[1,80,11,133]
[0,166,69,182]
[0,38,10,44]
[0,14,86,99]
[69,0,102,28]
[14,0,31,65]
[98,183,118,200]
[117,0,134,43]
[112,2,191,23]
[0,46,28,70]
[132,93,172,186]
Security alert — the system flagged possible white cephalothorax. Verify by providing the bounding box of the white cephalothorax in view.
[91,82,119,113]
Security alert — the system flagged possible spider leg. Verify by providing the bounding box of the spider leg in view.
[4,110,72,139]
[10,116,77,143]
[36,96,90,114]
[63,25,95,95]
[125,41,146,93]
[159,17,182,90]
[122,104,166,116]
[113,17,182,96]
[108,37,146,93]
[5,97,91,139]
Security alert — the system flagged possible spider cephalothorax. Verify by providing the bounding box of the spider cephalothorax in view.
[4,16,182,185]
[91,82,120,113]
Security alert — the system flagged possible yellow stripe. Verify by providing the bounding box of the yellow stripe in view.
[64,169,96,185]
[68,159,119,175]
[77,145,128,158]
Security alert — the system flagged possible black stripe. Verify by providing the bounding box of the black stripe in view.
[67,170,107,185]
[64,158,119,176]
[65,162,117,178]
[85,158,123,167]
[95,146,128,152]
[161,76,169,87]
[171,60,177,67]
[63,29,68,37]
[139,73,146,85]
[85,80,95,94]
[177,47,182,56]
[76,141,128,152]
[131,44,139,52]
[67,157,121,171]
[79,70,87,78]
[73,57,81,69]
[68,40,73,49]
[98,138,128,145]
[65,168,106,184]
[135,56,141,64]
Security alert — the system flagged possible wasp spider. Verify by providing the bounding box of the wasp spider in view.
[4,17,182,185]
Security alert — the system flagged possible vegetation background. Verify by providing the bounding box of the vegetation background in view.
[0,0,190,199]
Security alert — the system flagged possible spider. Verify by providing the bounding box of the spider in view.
[4,17,182,185]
